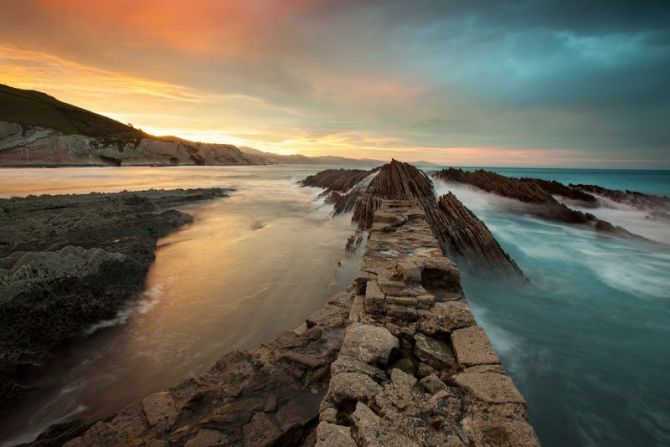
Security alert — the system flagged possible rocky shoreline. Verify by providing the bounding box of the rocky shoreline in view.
[0,188,230,413]
[39,162,539,446]
[431,167,668,239]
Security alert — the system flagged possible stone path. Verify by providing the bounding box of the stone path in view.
[315,200,540,447]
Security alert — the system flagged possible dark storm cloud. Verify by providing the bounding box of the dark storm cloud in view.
[0,0,668,165]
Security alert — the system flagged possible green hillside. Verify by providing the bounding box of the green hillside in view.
[0,84,143,138]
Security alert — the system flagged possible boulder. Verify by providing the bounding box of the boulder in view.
[328,372,382,404]
[451,326,500,366]
[453,372,525,404]
[340,323,398,366]
[413,332,457,370]
[315,422,357,447]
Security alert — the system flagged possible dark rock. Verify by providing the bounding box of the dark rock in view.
[302,161,524,277]
[434,193,524,277]
[433,167,646,239]
[0,188,229,414]
[571,183,670,216]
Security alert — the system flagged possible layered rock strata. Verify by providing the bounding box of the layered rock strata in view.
[432,167,640,237]
[316,200,539,447]
[0,188,229,412]
[0,121,263,166]
[303,161,524,277]
[571,183,670,221]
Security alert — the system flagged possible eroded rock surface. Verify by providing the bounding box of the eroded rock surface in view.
[303,160,523,277]
[434,192,524,277]
[433,167,643,238]
[317,200,539,447]
[0,188,229,412]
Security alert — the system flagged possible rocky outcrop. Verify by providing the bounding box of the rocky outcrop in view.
[433,167,641,238]
[303,161,524,277]
[316,200,539,447]
[301,169,375,193]
[520,177,598,205]
[0,188,229,412]
[435,193,524,277]
[571,184,670,220]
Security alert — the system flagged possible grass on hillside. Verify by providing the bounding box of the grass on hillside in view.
[0,84,143,139]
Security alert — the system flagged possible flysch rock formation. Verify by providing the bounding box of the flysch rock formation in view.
[316,200,539,447]
[432,167,645,238]
[0,188,229,413]
[570,183,670,222]
[45,199,540,447]
[302,161,523,278]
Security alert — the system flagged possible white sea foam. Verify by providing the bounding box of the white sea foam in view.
[83,284,164,335]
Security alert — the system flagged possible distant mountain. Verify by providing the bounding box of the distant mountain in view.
[0,84,381,167]
[239,146,383,167]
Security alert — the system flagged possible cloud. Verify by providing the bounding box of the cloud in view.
[0,0,668,167]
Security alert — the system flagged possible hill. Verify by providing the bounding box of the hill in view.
[0,84,382,167]
[0,84,142,139]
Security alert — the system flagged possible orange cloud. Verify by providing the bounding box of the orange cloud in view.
[30,0,322,57]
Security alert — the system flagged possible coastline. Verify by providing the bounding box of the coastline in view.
[45,198,539,446]
[0,188,230,417]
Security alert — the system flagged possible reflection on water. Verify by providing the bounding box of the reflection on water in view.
[0,166,366,446]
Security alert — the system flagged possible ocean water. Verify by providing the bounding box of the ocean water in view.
[0,166,364,446]
[434,167,670,447]
[0,165,668,446]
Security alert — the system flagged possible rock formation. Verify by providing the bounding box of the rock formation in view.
[301,169,375,193]
[303,161,524,278]
[0,188,229,412]
[36,291,354,447]
[520,177,598,205]
[571,184,670,221]
[432,167,641,238]
[435,193,524,276]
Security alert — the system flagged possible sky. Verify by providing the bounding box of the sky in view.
[1,0,669,167]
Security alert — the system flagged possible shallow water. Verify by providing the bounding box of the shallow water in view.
[0,166,365,446]
[434,176,670,447]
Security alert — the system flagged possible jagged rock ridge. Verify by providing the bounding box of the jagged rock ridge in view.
[433,167,645,238]
[303,160,524,278]
[571,183,670,221]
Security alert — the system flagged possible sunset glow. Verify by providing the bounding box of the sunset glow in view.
[1,0,668,167]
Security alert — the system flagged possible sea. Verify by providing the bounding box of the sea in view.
[0,165,668,446]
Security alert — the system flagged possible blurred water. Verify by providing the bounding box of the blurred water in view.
[1,165,668,446]
[0,165,366,446]
[434,174,670,447]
